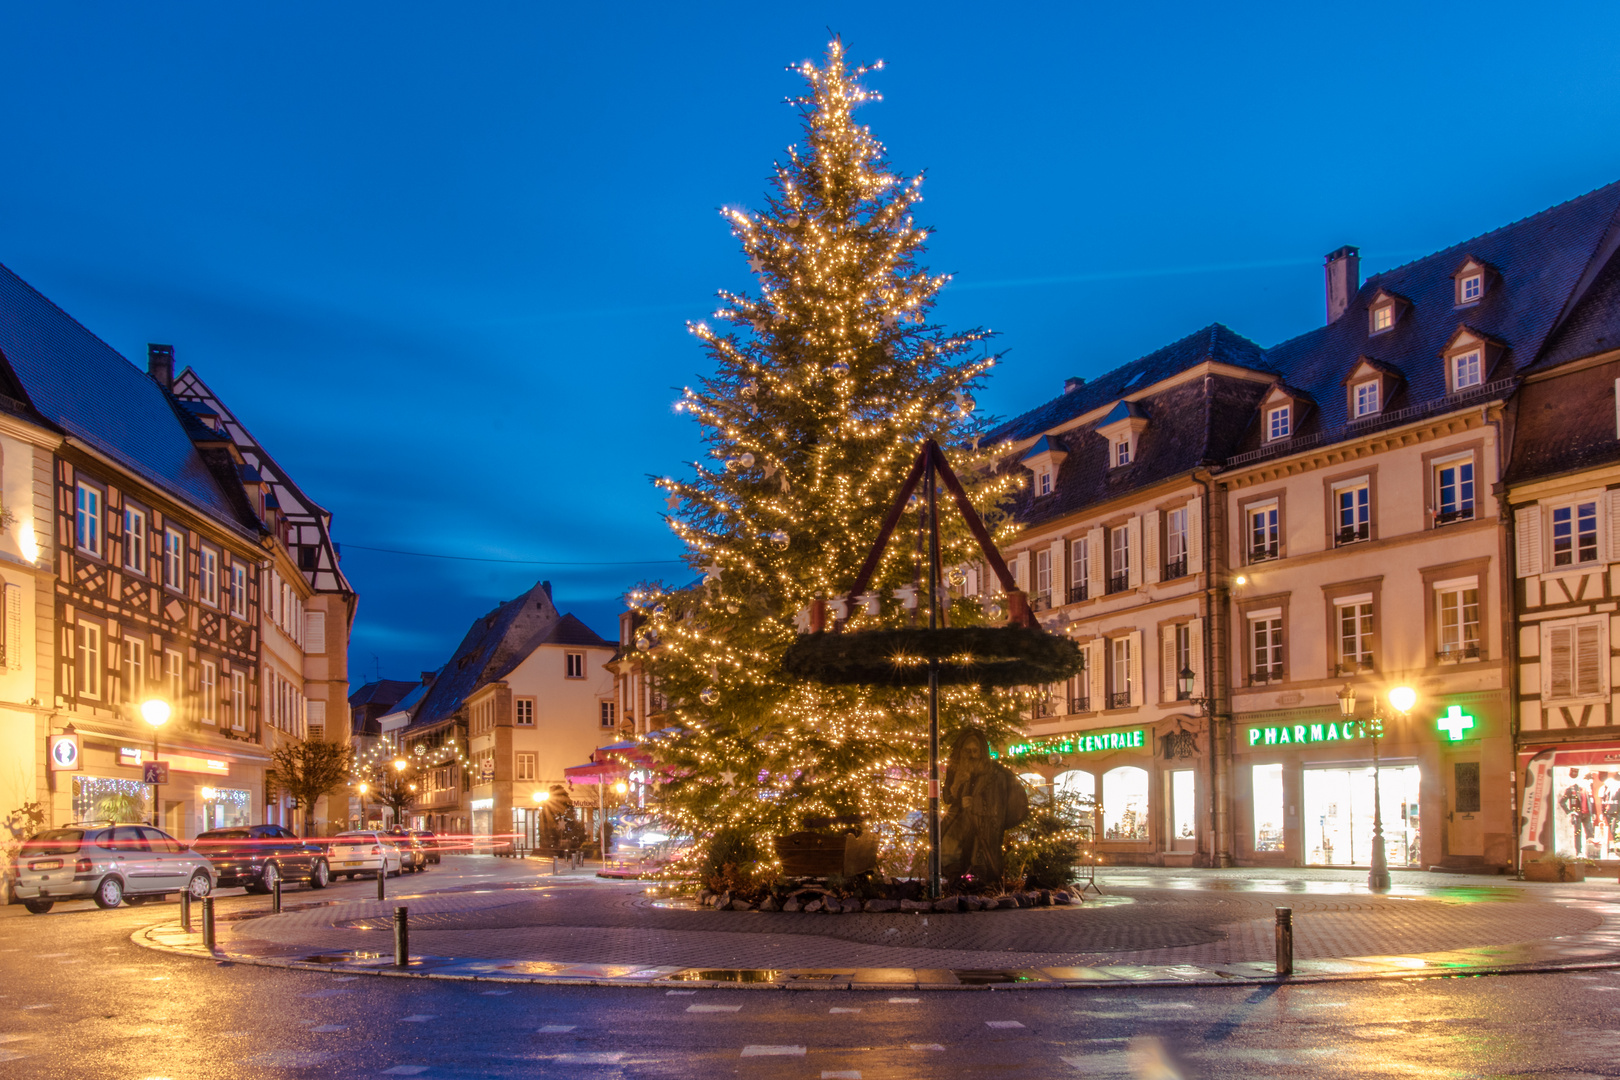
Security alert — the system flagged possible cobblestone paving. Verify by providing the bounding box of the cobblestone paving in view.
[220,874,1610,971]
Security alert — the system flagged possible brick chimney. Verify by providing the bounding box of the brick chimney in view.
[1324,246,1360,324]
[147,343,175,389]
[1064,377,1085,394]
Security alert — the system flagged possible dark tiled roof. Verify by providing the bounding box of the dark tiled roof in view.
[1503,354,1620,485]
[348,679,419,709]
[534,613,613,648]
[983,323,1270,445]
[0,262,257,533]
[1536,243,1620,370]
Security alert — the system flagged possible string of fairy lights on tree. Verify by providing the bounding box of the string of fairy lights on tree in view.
[634,38,1034,872]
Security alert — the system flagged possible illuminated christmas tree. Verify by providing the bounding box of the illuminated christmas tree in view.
[638,39,1029,878]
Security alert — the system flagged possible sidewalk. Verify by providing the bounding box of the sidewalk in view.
[135,861,1620,990]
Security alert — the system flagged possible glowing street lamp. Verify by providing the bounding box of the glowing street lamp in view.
[141,699,171,827]
[1338,684,1416,892]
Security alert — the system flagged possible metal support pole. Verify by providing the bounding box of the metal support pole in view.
[552,856,558,875]
[377,856,387,900]
[179,889,191,933]
[1368,717,1390,892]
[201,895,216,951]
[925,461,942,901]
[1275,907,1293,976]
[394,906,409,968]
[271,878,282,914]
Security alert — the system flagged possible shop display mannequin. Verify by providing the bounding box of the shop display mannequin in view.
[1559,768,1596,855]
[1600,772,1620,858]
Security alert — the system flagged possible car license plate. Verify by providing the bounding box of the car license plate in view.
[342,860,362,867]
[29,860,62,871]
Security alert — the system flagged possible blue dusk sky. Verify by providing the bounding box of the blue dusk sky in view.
[5,4,1620,685]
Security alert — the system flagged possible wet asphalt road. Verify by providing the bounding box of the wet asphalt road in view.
[4,866,1620,1079]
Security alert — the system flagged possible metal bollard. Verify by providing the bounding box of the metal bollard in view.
[377,860,387,900]
[201,895,216,952]
[179,890,192,932]
[271,878,282,914]
[394,906,409,968]
[1275,907,1293,977]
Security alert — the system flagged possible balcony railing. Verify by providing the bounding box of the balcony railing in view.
[1068,693,1091,713]
[1436,644,1483,662]
[1435,507,1475,526]
[1067,583,1089,604]
[1336,658,1374,676]
[1106,691,1131,709]
[1248,543,1279,563]
[1250,665,1284,685]
[1335,523,1370,546]
[1032,696,1055,719]
[1107,572,1131,595]
[1163,556,1188,581]
[1030,590,1051,612]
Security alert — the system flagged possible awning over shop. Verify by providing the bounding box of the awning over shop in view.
[563,740,661,784]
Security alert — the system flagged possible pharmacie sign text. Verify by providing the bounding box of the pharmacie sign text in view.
[1002,729,1146,759]
[1246,721,1367,748]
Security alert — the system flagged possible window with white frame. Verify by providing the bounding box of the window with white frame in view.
[1354,380,1380,417]
[1336,598,1374,673]
[1460,273,1483,303]
[1249,612,1283,682]
[1371,305,1393,333]
[75,482,103,558]
[515,697,535,726]
[565,651,585,679]
[199,660,217,724]
[516,753,537,781]
[1114,439,1131,467]
[1036,468,1052,496]
[230,564,247,618]
[600,700,617,728]
[1334,479,1370,545]
[1165,507,1189,578]
[1544,617,1606,701]
[1174,623,1192,700]
[199,547,220,607]
[1108,526,1130,593]
[1108,636,1132,709]
[1247,502,1279,561]
[122,637,145,703]
[1266,405,1290,441]
[1435,457,1475,525]
[76,622,103,700]
[231,670,246,729]
[1034,548,1051,607]
[164,529,185,591]
[1452,350,1483,392]
[124,507,146,572]
[1436,582,1481,661]
[1069,537,1089,602]
[1551,500,1599,566]
[166,650,183,715]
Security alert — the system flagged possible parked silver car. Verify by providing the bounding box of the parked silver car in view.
[12,822,216,914]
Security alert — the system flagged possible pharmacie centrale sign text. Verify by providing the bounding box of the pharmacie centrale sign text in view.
[1002,729,1146,759]
[1246,721,1368,748]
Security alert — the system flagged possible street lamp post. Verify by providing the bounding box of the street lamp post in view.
[1338,684,1415,893]
[140,699,171,828]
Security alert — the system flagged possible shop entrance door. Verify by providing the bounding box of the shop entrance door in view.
[1167,770,1196,853]
[1303,765,1421,867]
[1447,760,1483,857]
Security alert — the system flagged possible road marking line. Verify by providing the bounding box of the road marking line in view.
[482,990,513,996]
[741,1046,805,1057]
[889,998,920,1003]
[310,1025,347,1033]
[910,1044,945,1051]
[829,1007,862,1014]
[666,990,698,995]
[554,1053,624,1064]
[20,1006,51,1011]
[688,1004,743,1013]
[1138,1003,1194,1010]
[382,1067,430,1075]
[986,1021,1025,1029]
[537,1025,577,1033]
[399,1015,436,1023]
[334,976,360,982]
[822,1072,861,1079]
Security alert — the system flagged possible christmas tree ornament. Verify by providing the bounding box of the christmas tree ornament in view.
[769,530,790,550]
[635,636,653,652]
[947,567,967,588]
[718,769,738,787]
[725,458,742,472]
[700,686,720,706]
[986,602,1004,620]
[829,360,850,376]
[726,600,740,614]
[740,452,755,468]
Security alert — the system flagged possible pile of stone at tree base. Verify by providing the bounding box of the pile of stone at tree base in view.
[696,882,1082,913]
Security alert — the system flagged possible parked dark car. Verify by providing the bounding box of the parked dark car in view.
[193,824,330,893]
[387,828,441,866]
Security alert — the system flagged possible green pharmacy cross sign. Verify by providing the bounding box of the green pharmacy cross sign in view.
[1437,705,1477,741]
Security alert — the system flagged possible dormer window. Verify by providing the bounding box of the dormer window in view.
[1114,439,1131,467]
[1452,256,1495,307]
[1036,468,1053,496]
[1452,349,1482,391]
[1267,405,1291,442]
[1365,288,1410,336]
[1353,380,1380,417]
[1371,305,1393,333]
[1460,274,1482,303]
[1019,434,1068,493]
[1095,400,1148,471]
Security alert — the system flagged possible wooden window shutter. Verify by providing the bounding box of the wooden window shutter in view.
[1547,625,1572,699]
[1515,506,1543,577]
[304,611,326,655]
[1160,625,1177,703]
[1049,539,1067,600]
[3,583,19,671]
[1088,640,1105,707]
[1188,617,1204,699]
[1185,495,1204,574]
[1607,491,1620,563]
[1577,624,1603,697]
[1086,527,1105,596]
[1128,630,1144,706]
[1142,510,1161,585]
[1013,552,1028,592]
[1127,519,1143,590]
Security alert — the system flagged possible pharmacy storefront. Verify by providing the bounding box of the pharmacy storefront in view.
[999,722,1208,866]
[1235,696,1512,871]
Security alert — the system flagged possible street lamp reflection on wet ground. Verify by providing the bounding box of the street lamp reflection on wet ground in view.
[1338,683,1416,893]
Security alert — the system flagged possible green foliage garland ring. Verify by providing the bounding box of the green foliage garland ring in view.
[782,625,1085,689]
